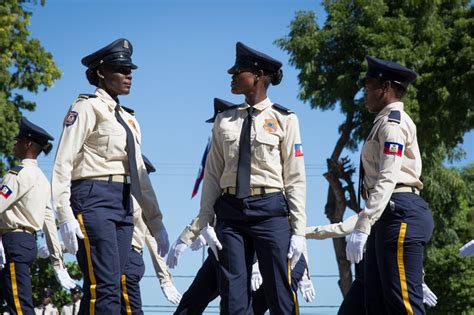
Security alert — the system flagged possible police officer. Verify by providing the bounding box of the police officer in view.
[345,56,434,314]
[52,38,169,314]
[61,286,82,315]
[0,117,75,314]
[189,42,307,314]
[34,288,58,315]
[121,155,181,315]
[307,214,437,313]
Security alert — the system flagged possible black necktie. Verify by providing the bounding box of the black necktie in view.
[72,302,76,315]
[114,105,141,198]
[236,107,253,199]
[358,123,376,212]
[42,308,45,315]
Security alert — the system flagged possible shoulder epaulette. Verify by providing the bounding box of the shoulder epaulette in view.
[388,110,401,124]
[121,106,135,116]
[8,165,24,175]
[77,93,98,100]
[206,98,238,123]
[272,103,293,114]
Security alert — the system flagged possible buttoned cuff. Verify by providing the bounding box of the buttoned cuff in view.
[56,206,75,224]
[178,227,197,246]
[354,213,372,235]
[292,222,306,237]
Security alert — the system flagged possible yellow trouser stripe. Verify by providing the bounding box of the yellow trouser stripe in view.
[397,223,414,315]
[121,275,132,315]
[77,213,97,315]
[288,259,299,315]
[10,262,23,315]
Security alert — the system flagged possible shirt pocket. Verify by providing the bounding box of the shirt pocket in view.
[97,122,126,159]
[362,140,380,171]
[255,132,280,162]
[222,132,240,159]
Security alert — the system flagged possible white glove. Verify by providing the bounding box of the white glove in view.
[460,240,474,257]
[162,283,182,305]
[155,228,170,258]
[346,230,368,264]
[0,236,5,270]
[53,266,76,290]
[166,239,188,269]
[250,262,263,292]
[200,225,222,260]
[422,283,437,307]
[190,234,207,251]
[298,279,316,303]
[59,219,84,255]
[38,243,50,259]
[287,235,306,269]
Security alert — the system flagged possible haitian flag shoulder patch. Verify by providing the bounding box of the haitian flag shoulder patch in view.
[383,142,403,157]
[295,144,304,157]
[0,185,13,199]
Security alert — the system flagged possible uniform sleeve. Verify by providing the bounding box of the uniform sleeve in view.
[355,122,405,234]
[281,114,307,236]
[195,122,225,232]
[43,199,65,268]
[134,160,165,235]
[305,214,358,240]
[52,100,96,223]
[0,172,32,214]
[144,228,174,287]
[178,217,200,245]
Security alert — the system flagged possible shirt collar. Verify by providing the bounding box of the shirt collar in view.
[95,88,119,110]
[374,101,404,123]
[239,97,273,111]
[21,159,38,166]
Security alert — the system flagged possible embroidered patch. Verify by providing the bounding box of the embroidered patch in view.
[383,142,403,157]
[64,111,78,126]
[0,185,13,199]
[263,119,278,133]
[295,144,304,157]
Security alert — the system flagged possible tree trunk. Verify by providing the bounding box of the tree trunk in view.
[323,110,358,296]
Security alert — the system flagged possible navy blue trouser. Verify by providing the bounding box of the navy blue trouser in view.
[71,179,134,315]
[174,250,306,315]
[174,249,220,315]
[338,260,365,315]
[365,193,433,315]
[252,254,306,315]
[0,232,37,315]
[215,192,296,315]
[121,249,145,315]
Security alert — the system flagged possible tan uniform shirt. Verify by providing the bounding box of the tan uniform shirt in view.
[355,102,422,234]
[60,301,80,315]
[131,199,173,287]
[0,159,64,267]
[193,98,306,236]
[305,215,358,240]
[34,304,58,315]
[52,88,164,235]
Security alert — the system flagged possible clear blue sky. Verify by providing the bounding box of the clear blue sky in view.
[23,0,472,314]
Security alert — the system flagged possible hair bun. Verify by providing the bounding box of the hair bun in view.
[271,69,283,86]
[42,143,53,155]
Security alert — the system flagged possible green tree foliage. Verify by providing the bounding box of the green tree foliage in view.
[30,258,82,309]
[423,163,474,315]
[0,0,61,175]
[277,0,473,309]
[0,2,83,311]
